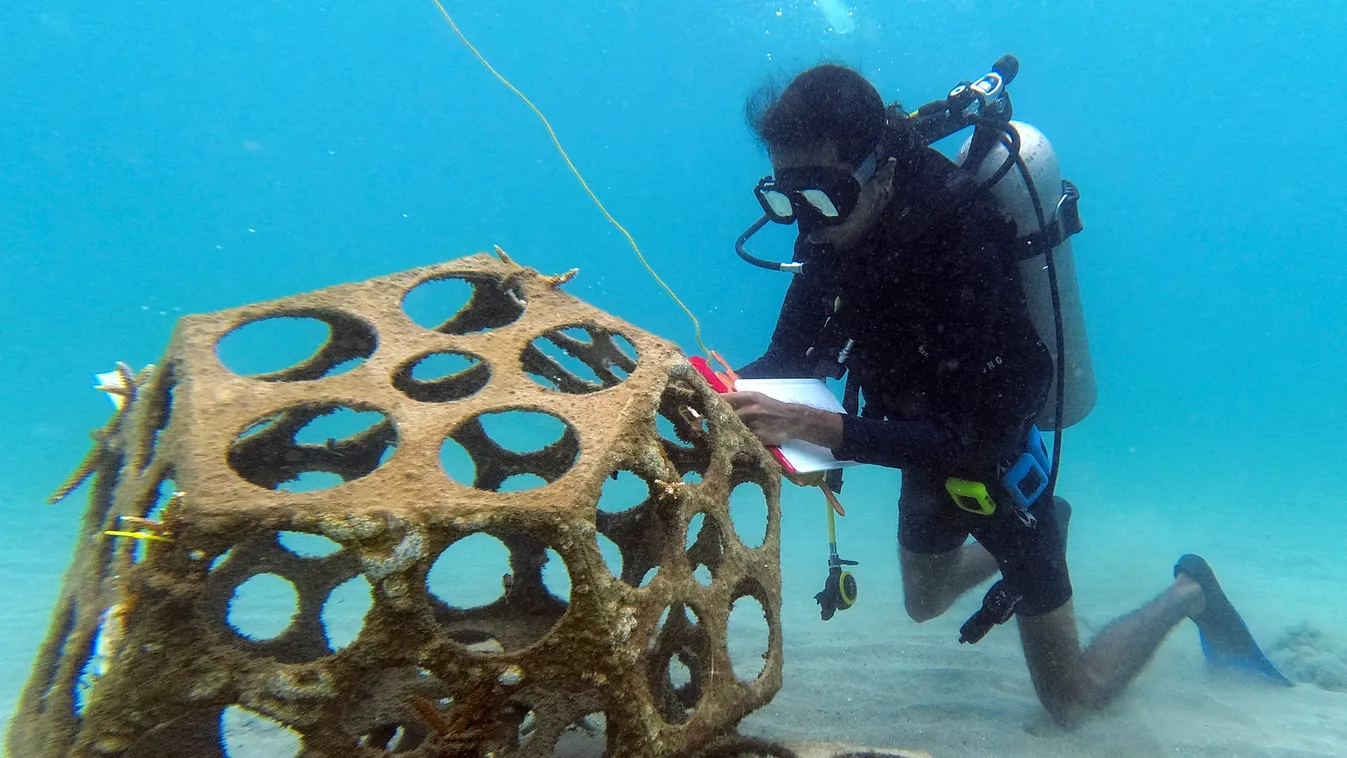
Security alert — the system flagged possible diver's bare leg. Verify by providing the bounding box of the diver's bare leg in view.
[1017,576,1204,725]
[900,544,1000,623]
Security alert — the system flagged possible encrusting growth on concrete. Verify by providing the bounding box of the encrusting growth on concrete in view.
[9,251,789,758]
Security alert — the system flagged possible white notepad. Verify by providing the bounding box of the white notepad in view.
[733,378,860,474]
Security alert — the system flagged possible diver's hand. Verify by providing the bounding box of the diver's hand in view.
[723,392,798,445]
[723,391,843,449]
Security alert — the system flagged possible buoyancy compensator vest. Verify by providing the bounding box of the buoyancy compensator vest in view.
[733,54,1096,494]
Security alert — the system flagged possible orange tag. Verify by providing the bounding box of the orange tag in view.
[820,485,846,517]
[709,350,739,389]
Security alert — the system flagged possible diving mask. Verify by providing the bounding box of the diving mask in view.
[753,150,880,233]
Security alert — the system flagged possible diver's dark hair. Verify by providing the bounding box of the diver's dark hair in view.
[746,64,916,167]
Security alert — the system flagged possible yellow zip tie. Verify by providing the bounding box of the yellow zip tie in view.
[429,1,712,358]
[105,530,173,543]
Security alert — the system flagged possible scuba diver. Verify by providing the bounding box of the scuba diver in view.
[720,61,1290,724]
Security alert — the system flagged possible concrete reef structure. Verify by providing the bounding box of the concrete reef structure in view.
[9,251,787,758]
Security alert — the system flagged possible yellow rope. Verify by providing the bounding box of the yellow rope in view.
[429,0,712,358]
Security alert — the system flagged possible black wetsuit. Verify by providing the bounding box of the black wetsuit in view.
[738,146,1071,615]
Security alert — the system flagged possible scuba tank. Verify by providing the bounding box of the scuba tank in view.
[902,53,1096,431]
[957,122,1096,429]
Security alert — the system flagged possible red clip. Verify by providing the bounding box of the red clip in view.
[689,355,733,392]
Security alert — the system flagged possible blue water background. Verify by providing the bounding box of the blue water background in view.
[2,0,1345,736]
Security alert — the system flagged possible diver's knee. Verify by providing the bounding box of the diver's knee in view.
[1052,495,1073,524]
[1040,695,1083,728]
[1034,675,1095,727]
[904,597,942,624]
[1039,671,1109,725]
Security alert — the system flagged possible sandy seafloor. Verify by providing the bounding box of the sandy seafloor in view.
[4,463,1347,758]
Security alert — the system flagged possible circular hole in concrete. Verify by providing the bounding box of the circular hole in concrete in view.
[553,712,608,756]
[217,313,375,381]
[278,532,343,558]
[321,575,373,652]
[597,470,650,513]
[229,405,396,492]
[74,603,122,716]
[597,532,624,582]
[657,385,712,481]
[210,549,235,573]
[227,573,299,641]
[528,329,601,387]
[684,514,705,551]
[221,705,301,758]
[402,274,525,335]
[559,326,593,344]
[410,352,478,381]
[238,413,279,440]
[461,638,505,654]
[426,533,511,609]
[438,437,476,486]
[293,407,387,445]
[278,471,345,492]
[516,707,538,747]
[217,316,328,376]
[401,276,472,329]
[730,481,770,549]
[649,607,672,651]
[685,514,722,588]
[478,410,568,454]
[523,324,640,394]
[392,351,489,403]
[358,723,426,753]
[647,604,707,723]
[140,476,178,520]
[441,410,578,492]
[656,412,693,450]
[656,391,711,449]
[541,548,571,601]
[670,656,693,689]
[728,591,771,682]
[499,473,549,492]
[611,335,637,373]
[428,532,571,652]
[596,516,660,589]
